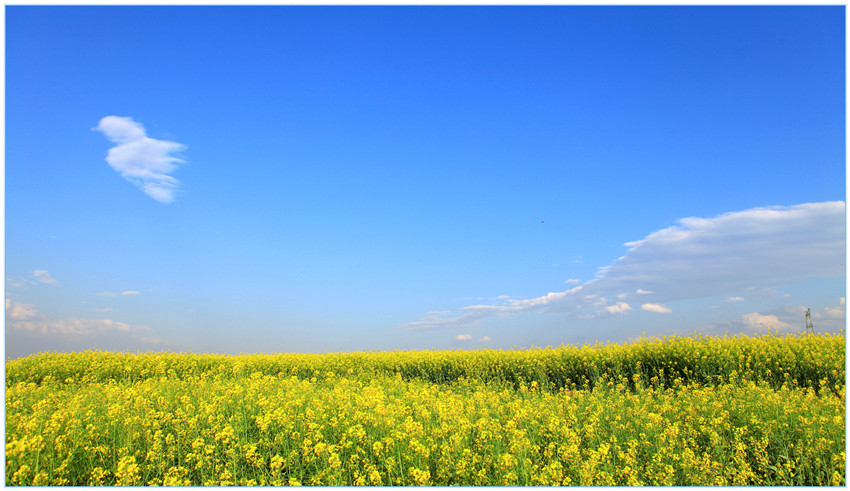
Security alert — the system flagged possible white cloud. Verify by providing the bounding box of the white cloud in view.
[479,336,491,342]
[6,299,41,325]
[590,201,845,302]
[641,303,672,314]
[32,270,58,285]
[121,291,141,297]
[605,302,632,315]
[741,312,793,331]
[815,298,846,321]
[402,201,845,331]
[700,301,846,337]
[455,334,472,341]
[6,299,150,336]
[726,296,745,302]
[565,279,580,285]
[94,116,186,203]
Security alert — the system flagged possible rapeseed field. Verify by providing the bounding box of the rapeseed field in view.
[5,331,845,486]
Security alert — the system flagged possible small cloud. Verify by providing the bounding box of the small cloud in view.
[564,279,580,285]
[726,297,745,302]
[94,116,186,203]
[479,336,491,342]
[6,277,27,288]
[641,303,672,314]
[741,312,792,331]
[635,289,654,295]
[32,270,58,285]
[819,299,846,320]
[455,334,472,341]
[6,299,41,323]
[121,291,140,297]
[93,308,113,313]
[783,293,792,298]
[604,302,632,315]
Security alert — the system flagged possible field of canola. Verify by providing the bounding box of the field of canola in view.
[5,331,846,486]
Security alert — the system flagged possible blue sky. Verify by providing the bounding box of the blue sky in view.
[5,6,846,359]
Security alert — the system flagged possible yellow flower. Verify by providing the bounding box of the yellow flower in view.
[115,456,140,485]
[87,466,108,486]
[409,467,430,486]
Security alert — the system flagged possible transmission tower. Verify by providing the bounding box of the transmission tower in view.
[805,308,814,334]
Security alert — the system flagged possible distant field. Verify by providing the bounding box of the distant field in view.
[5,331,845,486]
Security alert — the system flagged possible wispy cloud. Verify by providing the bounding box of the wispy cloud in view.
[6,299,151,336]
[402,201,845,331]
[32,270,58,285]
[94,116,186,203]
[7,271,60,288]
[96,290,139,297]
[6,277,27,288]
[726,296,745,302]
[455,334,472,341]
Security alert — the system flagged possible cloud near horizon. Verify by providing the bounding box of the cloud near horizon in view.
[6,299,156,340]
[402,201,846,331]
[699,298,845,336]
[95,116,186,203]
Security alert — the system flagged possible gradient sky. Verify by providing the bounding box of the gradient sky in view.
[5,6,846,359]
